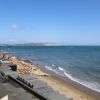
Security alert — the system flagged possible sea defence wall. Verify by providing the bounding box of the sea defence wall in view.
[8,75,48,100]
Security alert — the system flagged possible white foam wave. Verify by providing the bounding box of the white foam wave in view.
[64,72,74,79]
[64,71,100,92]
[58,67,64,71]
[45,65,100,92]
[45,65,55,71]
[45,65,65,77]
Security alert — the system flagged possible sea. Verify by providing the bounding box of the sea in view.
[0,46,100,92]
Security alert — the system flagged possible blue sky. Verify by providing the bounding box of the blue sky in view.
[0,0,100,45]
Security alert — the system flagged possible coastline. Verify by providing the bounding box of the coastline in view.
[0,53,100,100]
[38,67,100,100]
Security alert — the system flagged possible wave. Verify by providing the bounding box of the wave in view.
[58,67,64,71]
[45,65,55,71]
[63,71,100,92]
[45,65,65,77]
[45,64,100,92]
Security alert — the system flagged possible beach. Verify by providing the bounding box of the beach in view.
[0,53,100,100]
[38,75,99,100]
[1,0,100,99]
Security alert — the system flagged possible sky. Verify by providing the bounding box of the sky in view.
[0,0,100,45]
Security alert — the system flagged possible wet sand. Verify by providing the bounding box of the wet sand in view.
[37,70,100,100]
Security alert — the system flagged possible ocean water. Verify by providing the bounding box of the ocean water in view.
[0,46,100,92]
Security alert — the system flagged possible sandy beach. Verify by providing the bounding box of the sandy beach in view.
[0,54,100,100]
[38,75,99,100]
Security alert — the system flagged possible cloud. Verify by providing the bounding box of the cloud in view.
[11,24,17,29]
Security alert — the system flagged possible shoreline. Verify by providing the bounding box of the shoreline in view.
[52,75,100,99]
[0,53,100,100]
[39,66,100,100]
